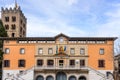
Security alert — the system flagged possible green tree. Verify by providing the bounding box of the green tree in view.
[0,20,7,79]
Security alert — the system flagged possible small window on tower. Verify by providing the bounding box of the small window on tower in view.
[70,48,75,54]
[5,25,9,30]
[11,24,16,30]
[20,27,22,32]
[23,24,26,28]
[12,16,16,22]
[12,33,15,37]
[5,17,9,22]
[21,20,23,24]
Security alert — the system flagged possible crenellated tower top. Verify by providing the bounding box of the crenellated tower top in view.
[1,1,26,20]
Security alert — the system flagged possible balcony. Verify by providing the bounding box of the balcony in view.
[34,66,87,71]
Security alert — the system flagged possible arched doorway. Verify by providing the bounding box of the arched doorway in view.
[79,76,86,80]
[36,75,44,80]
[46,76,54,80]
[56,72,67,80]
[69,76,76,80]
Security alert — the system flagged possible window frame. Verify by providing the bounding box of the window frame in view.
[11,33,15,37]
[47,60,54,66]
[80,48,85,55]
[70,48,75,54]
[12,16,16,22]
[18,59,25,67]
[4,60,10,67]
[5,16,9,22]
[48,48,53,54]
[69,60,75,66]
[99,48,104,55]
[80,59,85,67]
[11,24,16,30]
[38,48,43,54]
[98,60,105,68]
[37,59,43,66]
[5,48,10,54]
[20,48,25,54]
[5,25,9,30]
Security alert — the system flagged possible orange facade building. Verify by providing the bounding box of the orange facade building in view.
[1,34,117,80]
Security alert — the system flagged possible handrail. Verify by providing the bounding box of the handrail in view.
[34,66,86,70]
[85,66,106,80]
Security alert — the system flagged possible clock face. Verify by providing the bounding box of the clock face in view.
[59,37,64,43]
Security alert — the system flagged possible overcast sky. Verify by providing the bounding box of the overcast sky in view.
[0,0,120,37]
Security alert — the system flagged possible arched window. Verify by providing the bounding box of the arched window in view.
[69,76,76,80]
[5,25,9,30]
[56,72,66,80]
[36,75,44,80]
[12,33,15,37]
[79,76,86,80]
[46,76,54,80]
[11,24,16,30]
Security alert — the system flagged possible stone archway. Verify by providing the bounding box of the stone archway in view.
[69,76,76,80]
[36,75,44,80]
[46,76,54,80]
[79,76,86,80]
[56,72,67,80]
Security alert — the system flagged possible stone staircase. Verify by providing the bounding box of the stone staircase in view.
[16,67,34,80]
[83,66,106,80]
[6,67,34,80]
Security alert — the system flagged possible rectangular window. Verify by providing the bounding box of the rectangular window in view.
[80,60,85,67]
[18,60,25,67]
[5,25,9,30]
[12,16,16,22]
[100,48,104,54]
[5,17,9,22]
[80,48,85,54]
[4,60,10,67]
[70,48,75,54]
[37,60,43,66]
[11,24,16,30]
[20,48,25,54]
[38,48,43,54]
[47,60,54,66]
[98,60,105,68]
[48,48,53,54]
[69,60,75,66]
[5,48,10,54]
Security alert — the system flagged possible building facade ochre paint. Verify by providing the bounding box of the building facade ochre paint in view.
[1,34,117,80]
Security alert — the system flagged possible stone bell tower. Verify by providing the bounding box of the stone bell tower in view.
[1,0,27,37]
